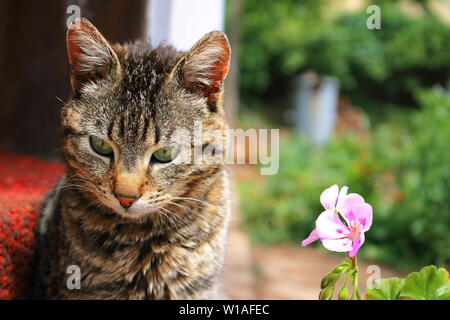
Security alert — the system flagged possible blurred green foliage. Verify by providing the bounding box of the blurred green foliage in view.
[239,89,450,271]
[238,0,450,112]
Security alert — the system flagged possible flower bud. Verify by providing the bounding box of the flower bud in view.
[338,287,349,300]
[321,273,339,289]
[319,287,334,300]
[332,264,350,274]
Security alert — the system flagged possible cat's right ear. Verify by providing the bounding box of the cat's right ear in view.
[168,31,230,109]
[67,18,120,93]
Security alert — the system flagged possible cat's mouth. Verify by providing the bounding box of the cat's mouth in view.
[123,199,165,217]
[101,194,173,219]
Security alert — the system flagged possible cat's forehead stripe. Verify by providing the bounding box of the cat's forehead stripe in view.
[140,114,150,142]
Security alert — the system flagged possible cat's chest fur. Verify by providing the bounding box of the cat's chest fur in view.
[33,170,230,300]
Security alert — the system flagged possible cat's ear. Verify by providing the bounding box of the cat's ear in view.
[67,18,120,92]
[176,31,231,106]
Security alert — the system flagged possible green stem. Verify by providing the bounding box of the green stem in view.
[342,274,349,289]
[351,256,357,268]
[356,287,362,300]
[350,256,361,300]
[350,274,356,300]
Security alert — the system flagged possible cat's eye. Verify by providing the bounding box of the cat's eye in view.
[89,136,113,157]
[152,146,180,163]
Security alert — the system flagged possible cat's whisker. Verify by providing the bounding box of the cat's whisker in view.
[169,196,215,207]
[155,207,179,230]
[65,184,96,193]
[158,205,188,225]
[65,175,107,198]
[166,201,206,221]
[81,198,104,213]
[53,184,93,192]
[54,95,66,104]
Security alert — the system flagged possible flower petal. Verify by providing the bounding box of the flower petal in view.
[335,186,349,213]
[301,229,320,247]
[349,233,365,257]
[340,193,365,223]
[316,210,350,240]
[353,203,373,233]
[321,238,353,252]
[320,184,339,211]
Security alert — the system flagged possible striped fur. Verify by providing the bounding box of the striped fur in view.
[33,18,231,299]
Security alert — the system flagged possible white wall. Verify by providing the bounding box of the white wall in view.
[147,0,226,51]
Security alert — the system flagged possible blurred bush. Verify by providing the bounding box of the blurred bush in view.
[239,0,450,113]
[239,89,450,271]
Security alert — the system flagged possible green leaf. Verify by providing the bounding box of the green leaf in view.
[364,278,406,300]
[400,266,450,300]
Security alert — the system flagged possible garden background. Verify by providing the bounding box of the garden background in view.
[226,0,449,298]
[234,0,449,270]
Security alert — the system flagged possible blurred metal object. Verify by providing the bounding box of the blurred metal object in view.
[293,72,339,146]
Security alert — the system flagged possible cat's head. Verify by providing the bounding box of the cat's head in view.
[61,18,230,219]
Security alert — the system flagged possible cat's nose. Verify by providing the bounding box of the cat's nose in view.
[114,193,138,209]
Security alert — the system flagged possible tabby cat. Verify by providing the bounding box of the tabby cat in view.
[32,18,231,299]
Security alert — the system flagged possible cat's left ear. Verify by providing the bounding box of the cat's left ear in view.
[175,31,231,107]
[67,18,120,93]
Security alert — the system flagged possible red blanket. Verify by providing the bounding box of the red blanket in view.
[0,151,65,299]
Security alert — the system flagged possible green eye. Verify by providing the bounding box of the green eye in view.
[89,136,113,156]
[152,146,180,163]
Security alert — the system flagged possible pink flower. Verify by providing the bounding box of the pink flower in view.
[301,185,373,257]
[301,185,348,247]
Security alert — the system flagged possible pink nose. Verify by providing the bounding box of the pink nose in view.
[114,193,137,208]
